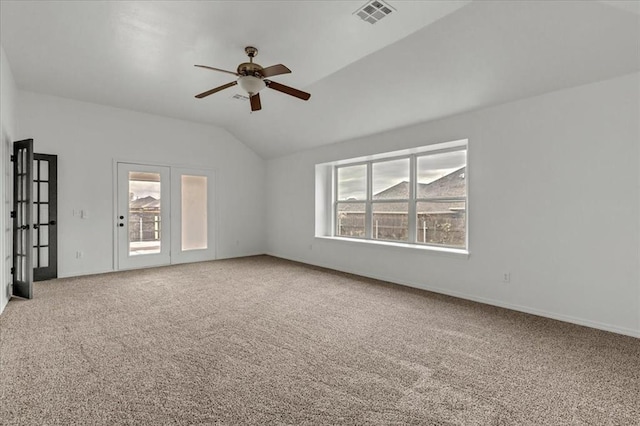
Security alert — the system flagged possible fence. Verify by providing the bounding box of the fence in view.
[337,210,465,247]
[129,211,161,242]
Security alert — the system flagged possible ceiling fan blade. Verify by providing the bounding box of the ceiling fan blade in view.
[265,80,311,101]
[250,93,262,112]
[260,64,291,78]
[194,65,239,76]
[195,81,237,98]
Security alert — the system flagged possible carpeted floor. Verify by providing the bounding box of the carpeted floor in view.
[0,255,638,425]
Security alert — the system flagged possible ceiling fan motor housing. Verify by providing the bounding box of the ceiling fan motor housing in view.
[237,62,264,77]
[237,46,263,77]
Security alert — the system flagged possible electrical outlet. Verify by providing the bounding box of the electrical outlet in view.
[502,272,511,283]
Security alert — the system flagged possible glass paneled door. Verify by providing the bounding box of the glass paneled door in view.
[33,153,58,281]
[12,139,34,298]
[117,163,170,270]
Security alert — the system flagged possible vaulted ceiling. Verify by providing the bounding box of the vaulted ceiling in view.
[1,1,638,158]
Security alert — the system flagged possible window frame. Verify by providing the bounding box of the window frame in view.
[333,144,468,250]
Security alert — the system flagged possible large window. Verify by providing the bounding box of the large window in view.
[333,142,467,250]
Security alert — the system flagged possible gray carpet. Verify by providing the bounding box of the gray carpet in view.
[1,255,638,425]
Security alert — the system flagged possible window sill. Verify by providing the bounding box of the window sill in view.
[314,236,469,259]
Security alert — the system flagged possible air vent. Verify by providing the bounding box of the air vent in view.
[354,0,395,24]
[232,93,249,101]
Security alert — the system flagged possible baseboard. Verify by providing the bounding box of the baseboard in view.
[215,251,267,261]
[58,268,116,279]
[266,252,640,339]
[57,252,268,279]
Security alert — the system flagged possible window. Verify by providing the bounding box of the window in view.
[331,141,467,250]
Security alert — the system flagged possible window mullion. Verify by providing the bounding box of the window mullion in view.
[408,155,417,243]
[365,162,372,239]
[333,166,338,236]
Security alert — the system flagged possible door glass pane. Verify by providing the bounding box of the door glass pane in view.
[39,204,49,225]
[39,182,48,202]
[336,202,365,237]
[39,246,49,268]
[372,158,409,199]
[128,171,161,256]
[372,202,408,242]
[40,225,49,246]
[417,201,466,248]
[181,175,207,251]
[337,165,366,201]
[40,160,49,180]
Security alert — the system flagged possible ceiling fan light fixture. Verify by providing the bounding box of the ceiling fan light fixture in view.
[238,75,265,95]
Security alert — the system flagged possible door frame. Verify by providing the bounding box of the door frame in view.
[116,162,171,270]
[170,166,216,265]
[33,153,58,281]
[112,159,218,271]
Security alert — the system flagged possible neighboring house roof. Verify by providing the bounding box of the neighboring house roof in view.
[374,167,466,199]
[338,167,466,214]
[130,196,160,209]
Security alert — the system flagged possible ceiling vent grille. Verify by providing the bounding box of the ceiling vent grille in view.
[354,0,395,24]
[232,93,249,101]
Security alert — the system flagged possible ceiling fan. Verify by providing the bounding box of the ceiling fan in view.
[194,46,311,112]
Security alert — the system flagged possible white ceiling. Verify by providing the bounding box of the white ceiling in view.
[1,1,639,159]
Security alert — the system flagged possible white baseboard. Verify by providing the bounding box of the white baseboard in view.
[58,268,116,279]
[266,251,640,339]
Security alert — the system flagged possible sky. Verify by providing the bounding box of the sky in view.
[130,181,161,200]
[338,150,466,200]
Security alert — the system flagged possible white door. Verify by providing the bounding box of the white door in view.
[117,163,171,270]
[170,167,215,264]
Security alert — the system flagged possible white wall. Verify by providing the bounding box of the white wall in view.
[16,91,266,278]
[266,73,640,337]
[0,45,18,314]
